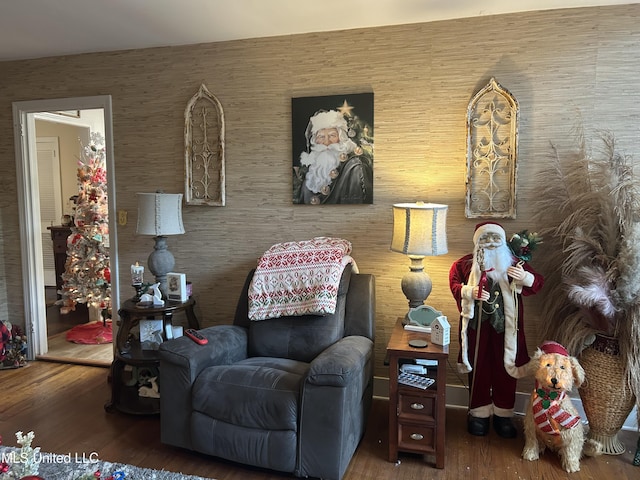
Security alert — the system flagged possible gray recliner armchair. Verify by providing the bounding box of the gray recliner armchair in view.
[158,264,375,480]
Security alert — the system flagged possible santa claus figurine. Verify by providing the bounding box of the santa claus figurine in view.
[449,222,544,438]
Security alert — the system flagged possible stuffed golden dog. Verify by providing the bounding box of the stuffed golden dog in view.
[522,341,601,473]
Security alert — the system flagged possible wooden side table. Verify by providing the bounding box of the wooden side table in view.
[105,297,199,415]
[387,317,449,468]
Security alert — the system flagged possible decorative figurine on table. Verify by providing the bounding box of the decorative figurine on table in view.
[449,223,544,438]
[138,282,164,307]
[138,376,160,398]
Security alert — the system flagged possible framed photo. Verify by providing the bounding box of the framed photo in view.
[292,93,374,205]
[166,272,188,302]
[139,319,164,350]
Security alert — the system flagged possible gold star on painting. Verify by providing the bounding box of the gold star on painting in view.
[337,100,354,117]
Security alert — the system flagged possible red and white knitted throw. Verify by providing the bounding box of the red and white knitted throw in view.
[248,237,354,321]
[532,386,581,435]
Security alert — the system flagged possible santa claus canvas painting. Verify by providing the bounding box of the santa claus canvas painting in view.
[292,93,373,205]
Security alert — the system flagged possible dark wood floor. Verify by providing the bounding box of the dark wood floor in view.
[1,361,638,479]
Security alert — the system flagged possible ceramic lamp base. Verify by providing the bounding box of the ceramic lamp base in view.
[147,235,175,297]
[400,255,432,313]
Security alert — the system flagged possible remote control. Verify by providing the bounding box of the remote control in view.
[398,372,435,390]
[185,328,208,345]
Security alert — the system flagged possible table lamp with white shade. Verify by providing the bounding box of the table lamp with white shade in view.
[136,192,185,297]
[391,202,448,315]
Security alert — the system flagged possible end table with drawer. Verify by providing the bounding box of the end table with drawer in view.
[387,317,449,469]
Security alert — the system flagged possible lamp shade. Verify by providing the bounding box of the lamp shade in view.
[136,193,185,236]
[391,203,448,256]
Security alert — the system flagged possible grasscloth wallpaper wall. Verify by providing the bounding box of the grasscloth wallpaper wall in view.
[1,5,639,390]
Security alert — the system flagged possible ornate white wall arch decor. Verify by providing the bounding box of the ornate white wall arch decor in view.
[185,84,226,206]
[465,77,518,218]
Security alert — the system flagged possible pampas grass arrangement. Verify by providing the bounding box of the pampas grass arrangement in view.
[533,127,640,412]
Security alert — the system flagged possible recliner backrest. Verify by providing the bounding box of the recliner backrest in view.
[233,265,353,362]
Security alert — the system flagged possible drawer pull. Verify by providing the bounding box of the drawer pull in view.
[410,433,424,441]
[410,402,425,410]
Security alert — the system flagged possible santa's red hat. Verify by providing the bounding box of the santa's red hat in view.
[539,340,569,357]
[472,221,506,245]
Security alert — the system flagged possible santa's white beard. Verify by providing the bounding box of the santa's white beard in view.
[300,149,340,193]
[478,244,514,282]
[299,138,357,193]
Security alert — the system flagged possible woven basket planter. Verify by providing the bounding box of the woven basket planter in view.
[579,334,636,455]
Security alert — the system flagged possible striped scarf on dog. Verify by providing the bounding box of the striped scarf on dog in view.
[532,385,581,435]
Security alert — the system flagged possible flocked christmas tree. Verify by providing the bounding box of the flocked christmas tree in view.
[58,132,111,320]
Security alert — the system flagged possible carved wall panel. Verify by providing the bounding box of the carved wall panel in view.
[465,77,518,218]
[185,84,225,206]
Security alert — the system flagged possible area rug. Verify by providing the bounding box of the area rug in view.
[0,446,214,479]
[65,320,112,344]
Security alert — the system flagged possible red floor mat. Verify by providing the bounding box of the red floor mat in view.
[65,320,112,344]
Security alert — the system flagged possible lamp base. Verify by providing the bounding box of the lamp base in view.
[147,235,175,298]
[401,255,432,314]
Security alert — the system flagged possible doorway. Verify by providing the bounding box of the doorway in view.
[12,96,120,365]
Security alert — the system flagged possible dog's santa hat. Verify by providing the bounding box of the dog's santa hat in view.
[539,340,569,357]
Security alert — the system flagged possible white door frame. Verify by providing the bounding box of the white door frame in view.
[12,96,119,358]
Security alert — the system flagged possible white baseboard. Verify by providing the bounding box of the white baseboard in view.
[373,376,638,431]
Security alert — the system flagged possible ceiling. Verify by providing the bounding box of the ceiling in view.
[1,0,637,62]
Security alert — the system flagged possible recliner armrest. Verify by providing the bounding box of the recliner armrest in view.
[306,335,373,387]
[158,325,249,450]
[159,325,248,374]
[299,334,374,479]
